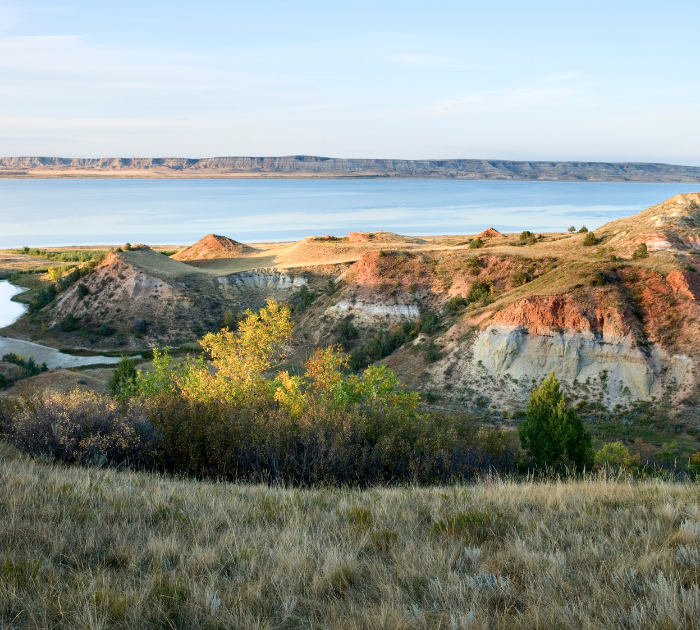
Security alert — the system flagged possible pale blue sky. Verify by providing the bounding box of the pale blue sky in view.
[1,0,699,163]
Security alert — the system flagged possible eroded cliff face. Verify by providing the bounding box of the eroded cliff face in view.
[433,278,699,412]
[318,248,700,414]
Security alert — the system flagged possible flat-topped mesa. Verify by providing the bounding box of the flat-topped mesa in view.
[173,234,249,261]
[475,227,506,239]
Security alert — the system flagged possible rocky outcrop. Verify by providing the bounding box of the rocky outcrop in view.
[3,156,700,182]
[217,271,307,309]
[472,325,656,398]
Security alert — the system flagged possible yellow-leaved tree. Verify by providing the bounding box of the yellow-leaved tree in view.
[275,345,419,417]
[178,300,293,403]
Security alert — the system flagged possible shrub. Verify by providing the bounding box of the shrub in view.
[47,267,63,281]
[325,278,338,295]
[568,226,576,233]
[108,356,139,399]
[465,279,493,306]
[143,394,517,484]
[590,270,608,286]
[578,225,589,233]
[28,285,57,312]
[2,353,48,376]
[595,442,639,470]
[61,314,79,332]
[123,243,132,251]
[421,311,439,334]
[3,390,157,467]
[334,319,359,347]
[1,387,520,484]
[76,283,89,299]
[520,230,533,242]
[511,270,527,286]
[632,243,649,260]
[583,232,597,246]
[444,296,468,314]
[469,238,483,249]
[518,372,593,471]
[220,308,237,330]
[349,323,414,371]
[424,340,441,362]
[297,284,315,310]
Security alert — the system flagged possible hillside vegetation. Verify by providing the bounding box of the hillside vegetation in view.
[3,194,700,460]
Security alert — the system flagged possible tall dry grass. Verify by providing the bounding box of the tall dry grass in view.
[1,447,699,629]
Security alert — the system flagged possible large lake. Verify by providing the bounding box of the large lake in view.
[0,179,699,247]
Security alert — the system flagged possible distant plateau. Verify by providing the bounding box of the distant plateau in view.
[2,156,700,182]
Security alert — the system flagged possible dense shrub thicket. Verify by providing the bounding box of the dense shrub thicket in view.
[0,392,517,485]
[0,300,520,484]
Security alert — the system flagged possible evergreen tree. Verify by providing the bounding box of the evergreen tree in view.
[518,372,592,471]
[108,356,138,399]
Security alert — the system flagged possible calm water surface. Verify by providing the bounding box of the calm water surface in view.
[0,280,26,328]
[0,179,698,247]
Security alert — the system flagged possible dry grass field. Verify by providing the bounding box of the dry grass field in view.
[1,444,699,629]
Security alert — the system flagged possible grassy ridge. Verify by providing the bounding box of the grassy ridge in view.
[1,447,699,629]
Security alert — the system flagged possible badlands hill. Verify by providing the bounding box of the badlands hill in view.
[172,234,251,260]
[5,193,700,421]
[2,155,700,182]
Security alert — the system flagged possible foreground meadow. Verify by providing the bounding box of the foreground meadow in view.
[1,446,699,629]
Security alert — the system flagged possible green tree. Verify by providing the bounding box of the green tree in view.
[583,232,597,246]
[632,243,649,260]
[567,226,576,233]
[137,347,177,397]
[578,225,589,233]
[595,441,638,470]
[108,356,139,399]
[220,308,237,330]
[61,314,79,332]
[518,372,592,471]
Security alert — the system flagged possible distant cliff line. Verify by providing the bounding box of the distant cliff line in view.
[2,155,700,182]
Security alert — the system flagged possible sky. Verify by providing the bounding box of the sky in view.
[1,0,699,163]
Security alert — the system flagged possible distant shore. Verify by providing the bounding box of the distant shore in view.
[2,155,700,182]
